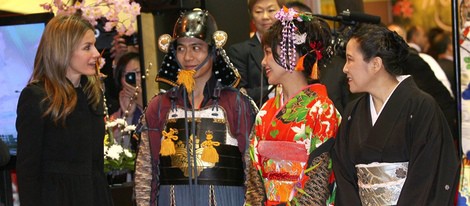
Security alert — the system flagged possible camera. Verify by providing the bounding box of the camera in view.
[125,72,137,86]
[124,34,138,46]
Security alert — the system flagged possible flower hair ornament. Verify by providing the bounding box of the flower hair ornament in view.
[295,42,323,80]
[275,6,323,79]
[275,6,313,72]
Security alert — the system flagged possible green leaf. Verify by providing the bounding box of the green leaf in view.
[465,57,470,63]
[270,129,279,138]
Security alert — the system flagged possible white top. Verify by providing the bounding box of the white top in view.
[418,52,454,97]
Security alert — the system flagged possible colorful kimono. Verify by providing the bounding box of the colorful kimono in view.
[245,83,341,206]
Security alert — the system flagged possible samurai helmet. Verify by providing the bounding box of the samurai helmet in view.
[156,8,240,88]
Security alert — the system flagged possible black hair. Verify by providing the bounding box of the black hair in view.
[406,25,419,42]
[114,52,140,91]
[427,27,444,45]
[285,1,312,13]
[428,31,451,60]
[350,23,409,75]
[248,0,285,16]
[262,15,333,83]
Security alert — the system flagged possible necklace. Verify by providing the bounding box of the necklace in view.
[103,86,140,130]
[121,86,140,121]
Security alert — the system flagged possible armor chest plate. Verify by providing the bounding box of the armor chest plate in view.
[159,105,244,186]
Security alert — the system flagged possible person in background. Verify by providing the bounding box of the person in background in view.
[407,25,454,97]
[285,0,312,12]
[110,52,143,150]
[15,14,113,206]
[407,25,430,53]
[104,33,140,115]
[134,9,257,205]
[227,0,284,108]
[426,26,444,53]
[333,23,459,206]
[244,7,341,205]
[429,31,456,97]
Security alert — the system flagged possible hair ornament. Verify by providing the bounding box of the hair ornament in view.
[294,41,323,80]
[275,6,315,72]
[275,6,300,72]
[310,42,323,61]
[294,54,306,71]
[294,32,307,45]
[309,42,323,80]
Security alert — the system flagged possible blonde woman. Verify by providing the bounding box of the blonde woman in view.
[16,14,113,206]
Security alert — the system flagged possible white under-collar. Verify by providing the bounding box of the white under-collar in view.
[256,32,262,43]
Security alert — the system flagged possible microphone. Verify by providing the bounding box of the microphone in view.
[341,10,381,24]
[314,10,381,25]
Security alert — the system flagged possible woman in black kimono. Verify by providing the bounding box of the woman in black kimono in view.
[332,23,459,206]
[16,14,113,206]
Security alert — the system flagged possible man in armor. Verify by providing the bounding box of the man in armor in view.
[134,8,257,206]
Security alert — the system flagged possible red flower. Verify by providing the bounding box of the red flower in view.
[392,0,414,19]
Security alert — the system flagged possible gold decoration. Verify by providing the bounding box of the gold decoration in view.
[213,31,228,48]
[201,130,220,163]
[158,34,172,53]
[160,128,179,156]
[170,135,216,177]
[177,69,196,93]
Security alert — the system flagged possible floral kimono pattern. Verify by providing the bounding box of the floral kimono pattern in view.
[248,84,340,206]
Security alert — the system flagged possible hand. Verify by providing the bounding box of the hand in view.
[119,82,143,116]
[110,34,140,63]
[110,35,128,60]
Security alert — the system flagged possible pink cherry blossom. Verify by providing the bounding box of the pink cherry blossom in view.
[40,0,140,35]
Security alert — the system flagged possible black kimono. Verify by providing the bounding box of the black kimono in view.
[332,76,459,206]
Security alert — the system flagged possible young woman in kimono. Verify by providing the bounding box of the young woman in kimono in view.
[332,23,459,206]
[244,7,341,206]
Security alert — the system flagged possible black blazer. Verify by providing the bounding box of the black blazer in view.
[227,36,269,108]
[16,82,113,206]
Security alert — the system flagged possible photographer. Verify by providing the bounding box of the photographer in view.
[110,52,143,150]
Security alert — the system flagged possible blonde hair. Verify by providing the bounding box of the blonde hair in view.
[31,14,102,124]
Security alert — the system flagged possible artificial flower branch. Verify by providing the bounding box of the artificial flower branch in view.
[40,0,141,35]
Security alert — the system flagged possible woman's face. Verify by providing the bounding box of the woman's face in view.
[251,0,280,36]
[261,45,289,85]
[343,38,375,93]
[66,30,100,82]
[122,58,141,87]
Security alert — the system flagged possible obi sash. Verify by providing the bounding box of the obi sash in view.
[258,140,309,203]
[159,105,244,186]
[356,162,409,206]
